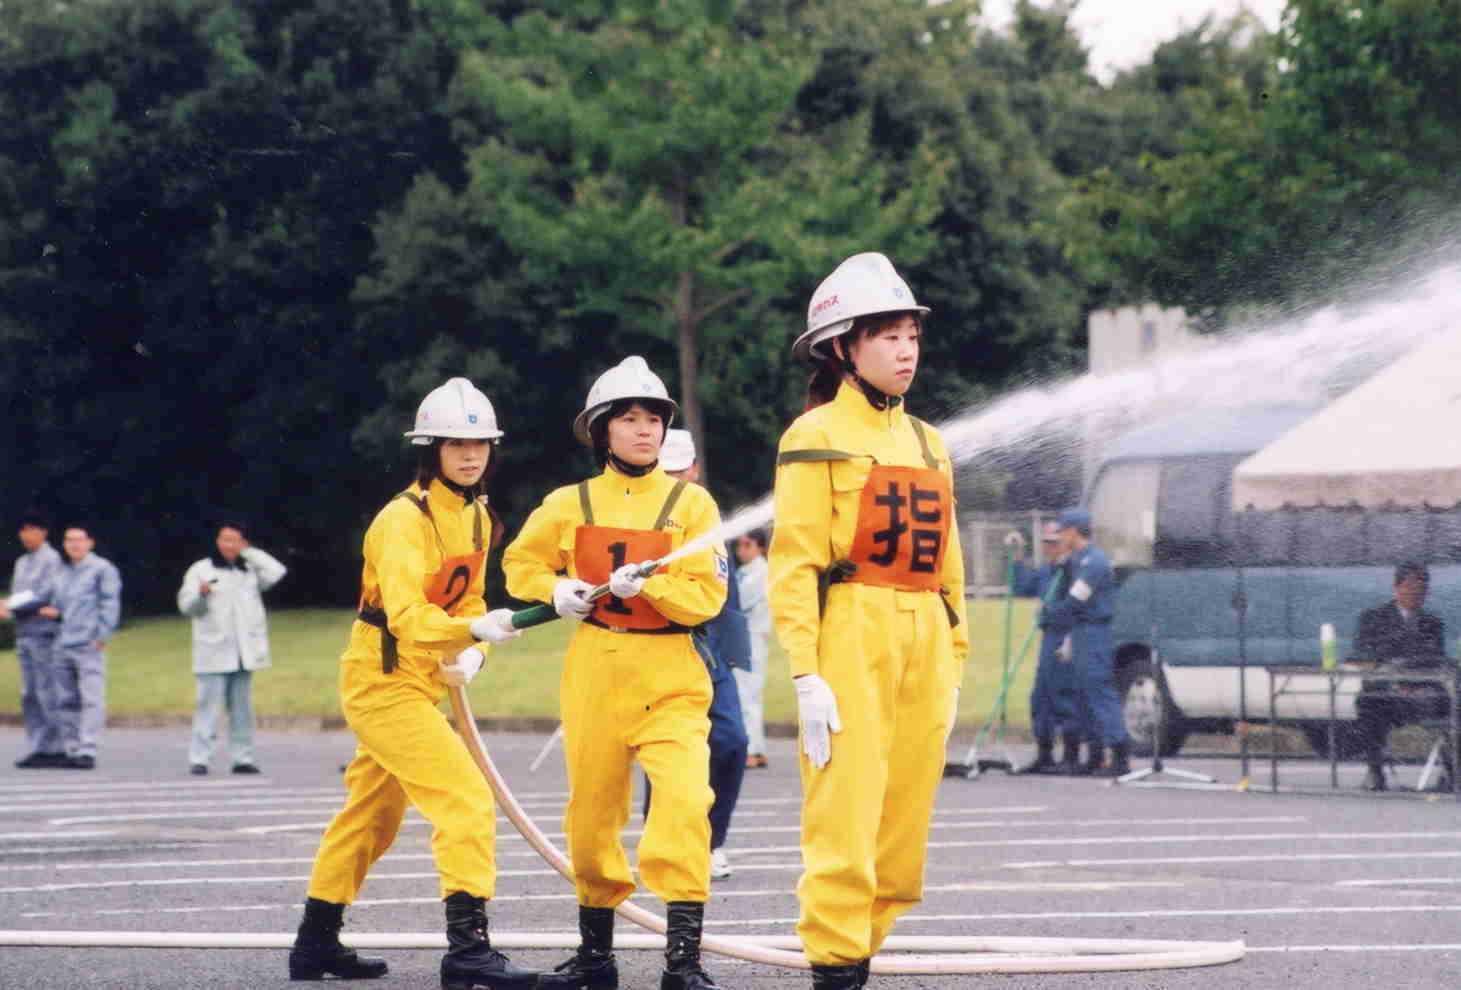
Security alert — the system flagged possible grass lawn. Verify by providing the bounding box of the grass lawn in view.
[0,600,1039,731]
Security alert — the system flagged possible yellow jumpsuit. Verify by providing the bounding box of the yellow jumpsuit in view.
[307,479,500,904]
[503,464,727,908]
[770,382,970,966]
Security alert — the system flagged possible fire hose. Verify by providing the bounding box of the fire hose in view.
[0,561,1245,973]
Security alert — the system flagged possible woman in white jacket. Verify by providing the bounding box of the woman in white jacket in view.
[734,529,771,768]
[176,522,287,774]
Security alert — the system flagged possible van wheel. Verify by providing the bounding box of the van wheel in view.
[1118,657,1189,757]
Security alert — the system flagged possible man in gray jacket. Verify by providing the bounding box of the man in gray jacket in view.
[177,523,287,775]
[52,525,122,770]
[2,512,66,767]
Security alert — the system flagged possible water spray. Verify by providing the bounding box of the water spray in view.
[22,256,1454,972]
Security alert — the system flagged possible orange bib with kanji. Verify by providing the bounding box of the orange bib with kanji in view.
[574,526,674,630]
[845,465,952,592]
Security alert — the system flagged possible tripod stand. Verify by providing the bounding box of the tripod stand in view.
[1117,635,1217,787]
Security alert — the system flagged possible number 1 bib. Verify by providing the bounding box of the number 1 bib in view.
[574,526,675,631]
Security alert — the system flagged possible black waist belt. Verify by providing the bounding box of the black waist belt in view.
[584,616,690,636]
[357,606,398,673]
[824,560,961,630]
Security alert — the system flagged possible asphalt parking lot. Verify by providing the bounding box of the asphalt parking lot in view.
[2,726,1459,989]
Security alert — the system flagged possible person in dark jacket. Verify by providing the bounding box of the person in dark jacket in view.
[644,430,752,881]
[1353,561,1452,791]
[1016,522,1080,774]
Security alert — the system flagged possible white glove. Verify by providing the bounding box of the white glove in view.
[6,590,38,611]
[794,674,841,770]
[470,608,521,645]
[1057,636,1073,662]
[553,579,595,621]
[946,688,960,744]
[609,564,648,601]
[439,647,485,687]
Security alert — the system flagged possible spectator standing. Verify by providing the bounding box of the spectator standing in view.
[177,523,288,775]
[735,529,771,769]
[50,525,122,770]
[2,512,66,768]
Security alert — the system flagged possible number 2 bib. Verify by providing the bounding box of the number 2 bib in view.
[423,550,487,616]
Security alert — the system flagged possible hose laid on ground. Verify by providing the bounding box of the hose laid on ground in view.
[0,626,1245,974]
[445,686,1245,975]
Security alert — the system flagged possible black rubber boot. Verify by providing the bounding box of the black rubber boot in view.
[539,906,618,988]
[441,892,539,990]
[1074,743,1105,776]
[288,897,389,981]
[1017,738,1057,775]
[659,902,719,990]
[810,963,864,989]
[1059,734,1082,774]
[1096,741,1131,778]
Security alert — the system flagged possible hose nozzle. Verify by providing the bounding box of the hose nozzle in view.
[509,558,665,630]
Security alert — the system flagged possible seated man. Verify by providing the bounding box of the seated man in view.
[1352,561,1453,791]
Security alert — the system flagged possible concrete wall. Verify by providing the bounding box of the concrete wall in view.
[1087,303,1209,376]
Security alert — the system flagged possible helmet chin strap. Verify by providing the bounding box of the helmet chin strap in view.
[608,453,658,478]
[833,339,901,412]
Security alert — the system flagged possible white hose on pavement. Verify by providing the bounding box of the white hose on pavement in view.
[0,688,1246,975]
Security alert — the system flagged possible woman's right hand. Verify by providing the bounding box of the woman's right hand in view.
[552,579,595,621]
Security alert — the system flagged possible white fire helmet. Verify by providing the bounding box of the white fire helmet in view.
[793,252,930,363]
[572,356,679,446]
[660,429,697,473]
[403,377,504,445]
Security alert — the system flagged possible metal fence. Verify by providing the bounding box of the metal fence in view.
[964,510,1059,597]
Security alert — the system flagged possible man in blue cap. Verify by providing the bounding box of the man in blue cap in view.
[1015,521,1082,774]
[1046,508,1128,776]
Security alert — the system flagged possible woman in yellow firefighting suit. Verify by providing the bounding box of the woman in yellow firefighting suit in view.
[504,356,728,990]
[770,254,970,990]
[288,379,537,990]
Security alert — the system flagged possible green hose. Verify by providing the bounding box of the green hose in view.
[506,558,662,631]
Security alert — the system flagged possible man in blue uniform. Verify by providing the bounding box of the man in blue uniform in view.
[1046,509,1127,777]
[1016,522,1081,774]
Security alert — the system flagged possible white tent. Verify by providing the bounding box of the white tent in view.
[1232,329,1461,510]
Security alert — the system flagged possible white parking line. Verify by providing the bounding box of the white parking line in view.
[0,842,210,857]
[2,787,347,807]
[16,879,1186,919]
[705,904,1461,927]
[0,843,577,873]
[1335,877,1461,888]
[1005,850,1461,868]
[1249,943,1461,953]
[0,780,572,799]
[236,814,1309,839]
[0,831,117,842]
